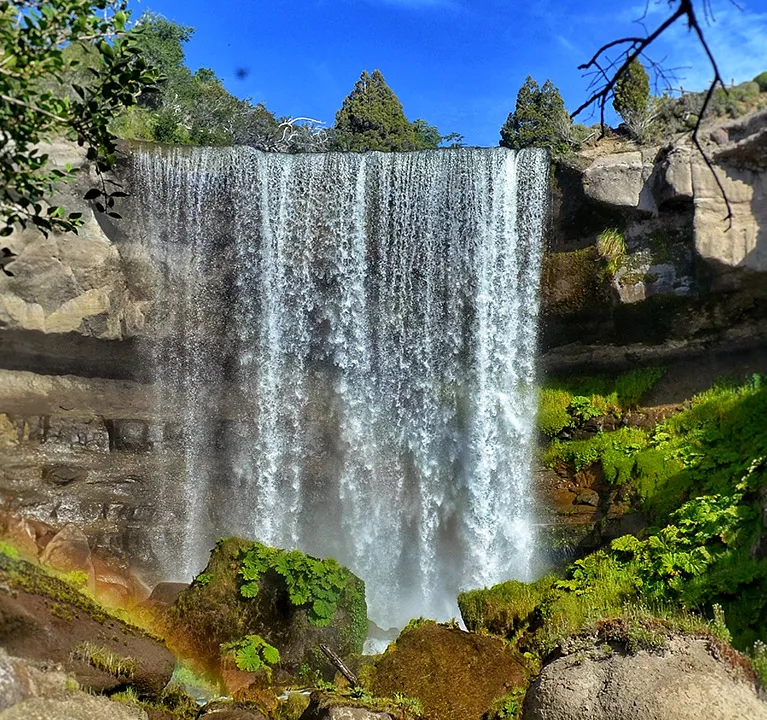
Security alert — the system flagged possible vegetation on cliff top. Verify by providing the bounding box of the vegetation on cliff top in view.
[333,69,460,152]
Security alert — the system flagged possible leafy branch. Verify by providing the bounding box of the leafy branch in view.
[0,0,160,240]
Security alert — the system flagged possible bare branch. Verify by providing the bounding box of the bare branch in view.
[573,0,736,225]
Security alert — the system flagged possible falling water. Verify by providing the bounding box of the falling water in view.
[132,147,548,627]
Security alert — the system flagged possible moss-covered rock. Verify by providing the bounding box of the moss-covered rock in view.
[165,538,367,682]
[370,621,527,720]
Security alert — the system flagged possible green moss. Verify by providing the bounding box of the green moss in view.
[537,366,666,437]
[596,228,626,278]
[275,692,312,720]
[0,552,110,621]
[540,247,610,317]
[343,576,368,653]
[399,617,438,636]
[542,427,648,484]
[458,577,556,640]
[0,540,20,559]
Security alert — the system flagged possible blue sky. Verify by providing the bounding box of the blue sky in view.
[128,0,767,146]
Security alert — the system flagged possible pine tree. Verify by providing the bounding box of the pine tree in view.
[499,76,571,155]
[333,70,417,152]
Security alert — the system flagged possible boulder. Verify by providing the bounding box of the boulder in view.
[143,582,189,610]
[574,490,600,507]
[299,695,394,720]
[0,693,148,720]
[0,650,148,720]
[199,700,269,720]
[0,650,70,712]
[582,151,656,212]
[524,634,767,720]
[166,538,367,681]
[371,621,527,720]
[40,524,95,589]
[91,556,150,608]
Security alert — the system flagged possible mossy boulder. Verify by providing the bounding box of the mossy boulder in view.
[370,620,527,720]
[165,538,367,681]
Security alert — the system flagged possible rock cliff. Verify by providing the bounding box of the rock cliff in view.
[544,109,767,372]
[0,113,765,576]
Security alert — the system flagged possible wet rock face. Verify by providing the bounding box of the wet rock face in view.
[524,635,767,720]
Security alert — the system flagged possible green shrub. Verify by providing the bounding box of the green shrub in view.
[752,641,767,687]
[568,396,600,423]
[529,377,767,651]
[487,687,526,720]
[613,61,650,124]
[754,72,767,93]
[392,692,424,718]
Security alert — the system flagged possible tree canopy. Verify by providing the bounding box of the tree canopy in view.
[334,70,417,152]
[113,12,281,147]
[0,0,159,237]
[613,60,650,121]
[333,69,456,152]
[499,76,571,155]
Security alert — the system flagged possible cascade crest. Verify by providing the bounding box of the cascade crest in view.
[133,147,548,626]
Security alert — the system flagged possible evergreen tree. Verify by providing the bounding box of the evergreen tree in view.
[333,70,418,152]
[113,12,280,147]
[499,76,571,155]
[613,60,651,123]
[411,118,442,150]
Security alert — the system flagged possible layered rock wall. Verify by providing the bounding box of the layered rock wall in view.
[544,110,767,372]
[1,115,766,576]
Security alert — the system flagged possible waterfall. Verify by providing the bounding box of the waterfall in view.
[132,147,548,627]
